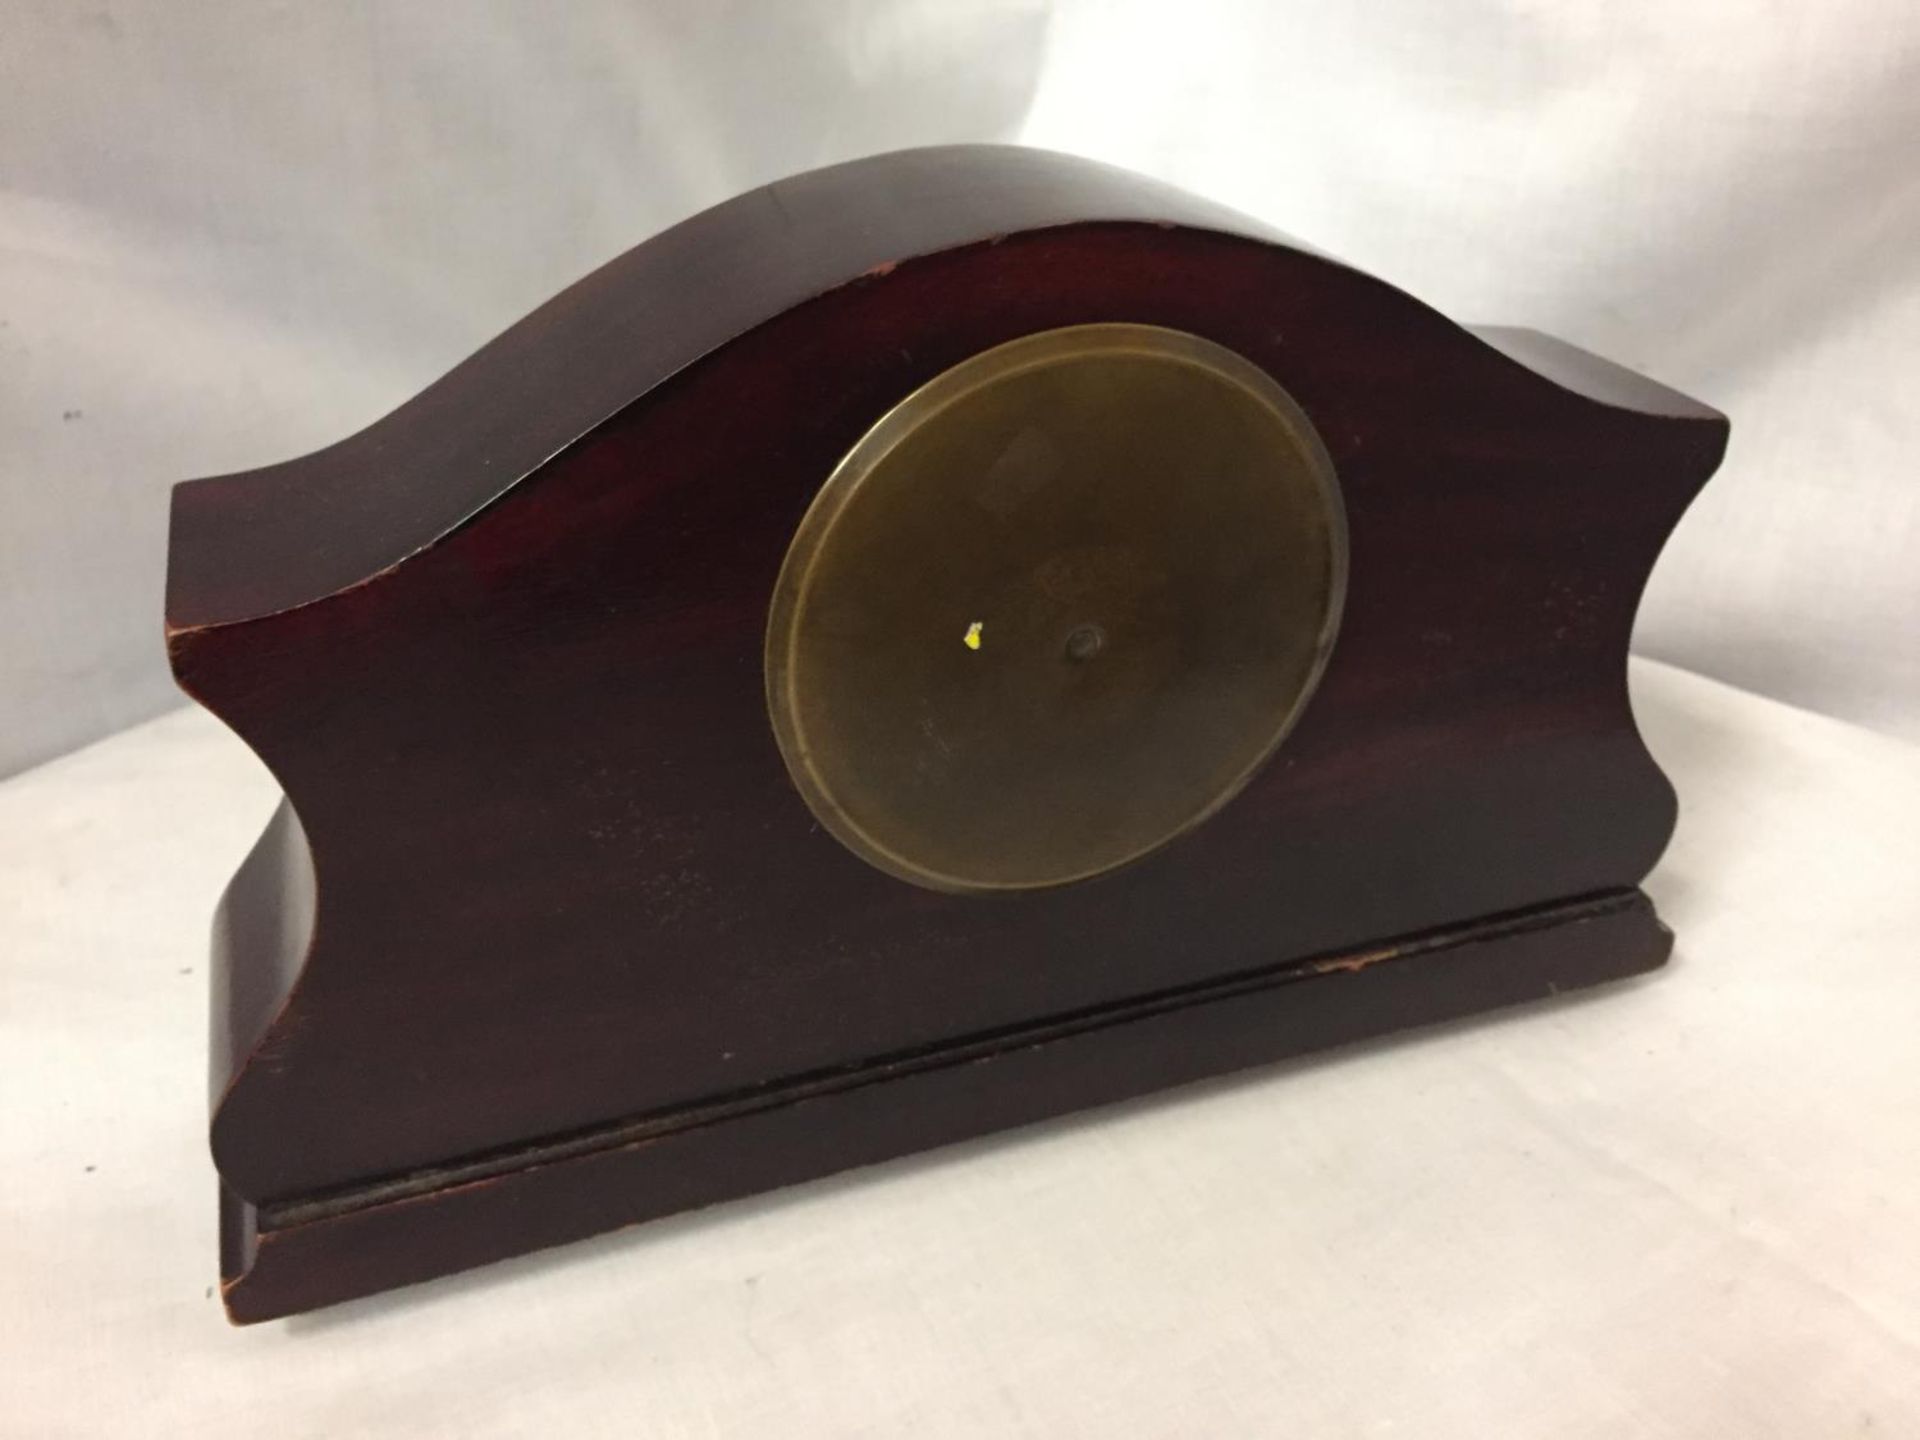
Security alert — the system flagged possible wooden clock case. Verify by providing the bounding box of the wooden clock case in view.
[165,145,1726,1321]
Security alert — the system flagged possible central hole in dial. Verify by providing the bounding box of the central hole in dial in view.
[1063,623,1106,662]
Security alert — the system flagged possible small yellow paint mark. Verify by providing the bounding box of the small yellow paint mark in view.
[963,621,984,651]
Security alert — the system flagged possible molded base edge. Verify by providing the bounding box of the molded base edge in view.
[219,888,1669,1322]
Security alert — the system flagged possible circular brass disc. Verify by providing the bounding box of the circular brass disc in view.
[766,323,1347,893]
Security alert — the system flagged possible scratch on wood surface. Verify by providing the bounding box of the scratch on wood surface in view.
[1305,944,1405,976]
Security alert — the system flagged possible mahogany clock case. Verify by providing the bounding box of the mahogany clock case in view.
[164,146,1727,1321]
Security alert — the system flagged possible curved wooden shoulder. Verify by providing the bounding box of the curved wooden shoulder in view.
[168,146,1285,630]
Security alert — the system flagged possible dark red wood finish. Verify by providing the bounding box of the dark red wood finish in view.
[166,146,1725,1321]
[222,892,1668,1323]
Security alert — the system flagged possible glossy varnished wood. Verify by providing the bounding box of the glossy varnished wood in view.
[166,145,1726,1320]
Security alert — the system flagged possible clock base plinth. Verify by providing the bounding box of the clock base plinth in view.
[217,888,1668,1324]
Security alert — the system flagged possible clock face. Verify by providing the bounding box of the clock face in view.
[766,324,1347,894]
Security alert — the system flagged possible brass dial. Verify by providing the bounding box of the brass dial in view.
[766,324,1346,893]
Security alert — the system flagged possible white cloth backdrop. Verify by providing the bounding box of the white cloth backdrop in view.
[0,0,1915,775]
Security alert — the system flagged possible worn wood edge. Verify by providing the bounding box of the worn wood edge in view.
[218,887,1670,1323]
[206,797,313,1112]
[1467,326,1727,426]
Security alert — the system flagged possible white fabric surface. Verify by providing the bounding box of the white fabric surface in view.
[3,657,1917,1436]
[2,1,1917,777]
